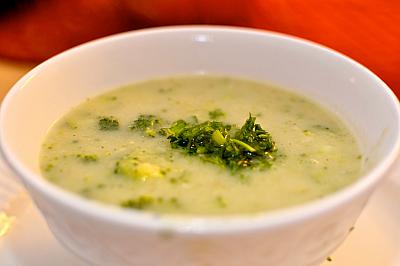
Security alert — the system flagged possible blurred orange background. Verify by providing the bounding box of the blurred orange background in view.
[0,0,399,97]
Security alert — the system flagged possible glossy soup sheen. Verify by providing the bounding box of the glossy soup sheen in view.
[40,76,362,215]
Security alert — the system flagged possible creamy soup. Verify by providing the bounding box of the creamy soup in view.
[40,76,362,215]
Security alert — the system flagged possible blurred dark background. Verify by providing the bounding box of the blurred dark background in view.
[0,0,399,96]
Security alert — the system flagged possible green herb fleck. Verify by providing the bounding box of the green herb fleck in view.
[208,108,225,120]
[96,183,105,189]
[157,197,164,203]
[98,116,119,130]
[79,187,92,197]
[216,196,227,208]
[169,173,189,184]
[120,195,154,210]
[65,120,78,129]
[129,114,163,137]
[326,256,332,262]
[76,154,98,162]
[158,87,173,93]
[169,197,180,208]
[313,124,331,131]
[44,164,54,172]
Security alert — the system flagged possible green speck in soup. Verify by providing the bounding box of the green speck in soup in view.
[40,75,362,216]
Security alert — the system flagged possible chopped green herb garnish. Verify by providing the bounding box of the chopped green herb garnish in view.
[187,115,199,124]
[98,116,119,130]
[208,108,225,120]
[128,113,277,174]
[161,114,277,173]
[129,114,163,137]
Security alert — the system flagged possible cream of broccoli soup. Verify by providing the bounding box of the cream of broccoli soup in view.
[40,75,362,215]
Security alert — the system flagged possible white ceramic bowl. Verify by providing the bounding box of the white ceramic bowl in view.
[1,26,399,266]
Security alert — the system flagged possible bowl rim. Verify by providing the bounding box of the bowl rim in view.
[1,25,400,234]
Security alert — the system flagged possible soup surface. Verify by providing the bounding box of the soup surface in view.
[40,76,362,215]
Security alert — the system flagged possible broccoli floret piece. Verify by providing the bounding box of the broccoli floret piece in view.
[98,116,119,130]
[129,114,163,137]
[114,156,164,180]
